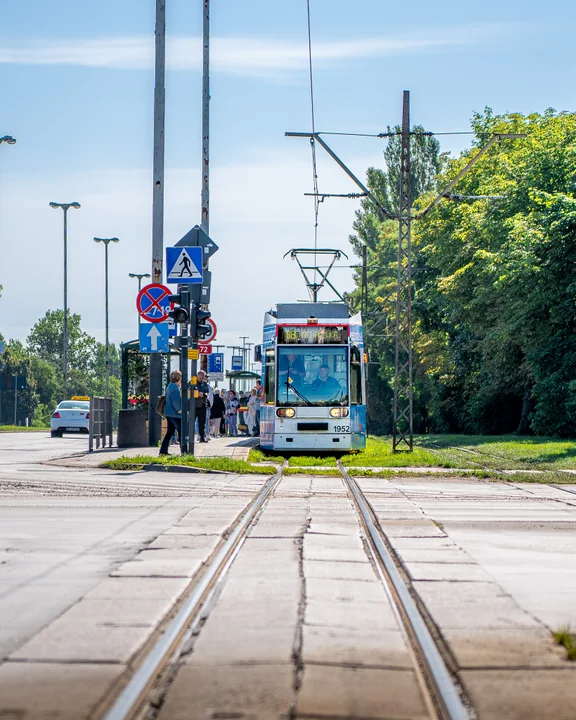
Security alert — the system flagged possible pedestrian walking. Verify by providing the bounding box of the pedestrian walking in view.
[225,389,240,436]
[210,389,225,437]
[159,370,182,455]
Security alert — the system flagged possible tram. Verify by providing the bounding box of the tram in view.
[258,302,366,452]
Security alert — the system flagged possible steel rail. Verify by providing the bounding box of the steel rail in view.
[337,461,470,720]
[102,462,287,720]
[551,484,576,496]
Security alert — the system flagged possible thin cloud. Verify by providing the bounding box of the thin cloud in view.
[0,26,511,77]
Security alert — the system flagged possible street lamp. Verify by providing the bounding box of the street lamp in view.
[49,201,81,400]
[0,136,16,145]
[129,273,151,337]
[94,237,120,397]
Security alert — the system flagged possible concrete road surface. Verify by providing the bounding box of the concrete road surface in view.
[0,432,575,719]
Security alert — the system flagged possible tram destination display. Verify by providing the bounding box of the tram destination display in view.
[278,325,347,345]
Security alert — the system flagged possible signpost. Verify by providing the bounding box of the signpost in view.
[171,225,219,455]
[201,318,217,344]
[139,322,169,353]
[198,343,212,355]
[166,246,203,284]
[136,283,172,323]
[232,355,243,372]
[175,225,219,260]
[208,353,223,374]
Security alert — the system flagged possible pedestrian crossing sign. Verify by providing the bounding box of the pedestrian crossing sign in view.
[166,246,203,284]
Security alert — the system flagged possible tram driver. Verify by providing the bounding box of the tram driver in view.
[312,364,340,399]
[279,353,306,386]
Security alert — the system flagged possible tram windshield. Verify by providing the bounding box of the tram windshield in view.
[277,347,348,406]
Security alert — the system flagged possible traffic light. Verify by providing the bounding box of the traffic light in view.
[195,308,212,339]
[168,290,190,324]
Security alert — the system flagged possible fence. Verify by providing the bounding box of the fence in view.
[89,396,113,451]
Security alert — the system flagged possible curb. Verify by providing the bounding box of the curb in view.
[141,463,229,475]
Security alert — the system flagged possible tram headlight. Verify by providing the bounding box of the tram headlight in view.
[330,408,349,418]
[277,408,295,418]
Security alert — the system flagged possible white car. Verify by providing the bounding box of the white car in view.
[50,398,90,437]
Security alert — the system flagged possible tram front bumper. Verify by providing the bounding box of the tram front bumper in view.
[273,432,352,451]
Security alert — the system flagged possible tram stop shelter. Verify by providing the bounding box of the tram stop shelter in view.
[120,338,181,410]
[225,370,261,394]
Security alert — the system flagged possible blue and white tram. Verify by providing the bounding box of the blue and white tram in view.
[259,302,366,452]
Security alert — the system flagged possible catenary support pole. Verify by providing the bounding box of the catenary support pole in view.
[149,0,166,446]
[393,91,414,451]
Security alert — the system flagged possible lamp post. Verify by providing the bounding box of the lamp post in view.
[0,136,16,146]
[94,237,119,397]
[129,273,151,336]
[49,201,81,400]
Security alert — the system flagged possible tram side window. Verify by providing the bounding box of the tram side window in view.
[264,348,276,404]
[350,346,362,405]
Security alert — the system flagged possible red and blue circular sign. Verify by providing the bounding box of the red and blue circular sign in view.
[136,283,172,323]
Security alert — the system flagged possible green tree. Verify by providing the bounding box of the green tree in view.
[414,109,576,435]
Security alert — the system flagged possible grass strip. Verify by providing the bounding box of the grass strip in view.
[101,455,273,474]
[0,425,50,432]
[553,628,576,661]
[247,447,284,464]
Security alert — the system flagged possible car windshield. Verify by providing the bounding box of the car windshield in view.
[277,347,348,406]
[58,401,90,410]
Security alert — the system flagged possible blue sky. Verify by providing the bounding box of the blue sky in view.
[0,0,573,371]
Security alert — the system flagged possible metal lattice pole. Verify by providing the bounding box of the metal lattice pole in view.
[393,91,413,451]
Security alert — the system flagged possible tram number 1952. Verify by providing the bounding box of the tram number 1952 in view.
[334,425,350,433]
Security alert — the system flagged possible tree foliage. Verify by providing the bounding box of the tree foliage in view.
[352,109,576,436]
[1,310,122,426]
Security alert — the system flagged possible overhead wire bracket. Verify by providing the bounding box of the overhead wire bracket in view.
[284,248,348,302]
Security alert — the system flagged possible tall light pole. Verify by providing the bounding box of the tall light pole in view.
[129,273,151,337]
[94,237,119,397]
[49,201,81,400]
[0,136,16,146]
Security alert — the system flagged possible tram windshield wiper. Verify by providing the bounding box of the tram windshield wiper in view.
[285,380,313,406]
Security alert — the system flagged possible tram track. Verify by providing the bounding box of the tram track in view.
[97,462,287,720]
[337,460,471,720]
[95,459,471,720]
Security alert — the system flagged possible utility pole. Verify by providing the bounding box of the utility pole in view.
[94,237,119,398]
[246,342,254,373]
[148,0,166,446]
[185,0,211,455]
[239,336,249,391]
[201,0,210,236]
[392,91,414,450]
